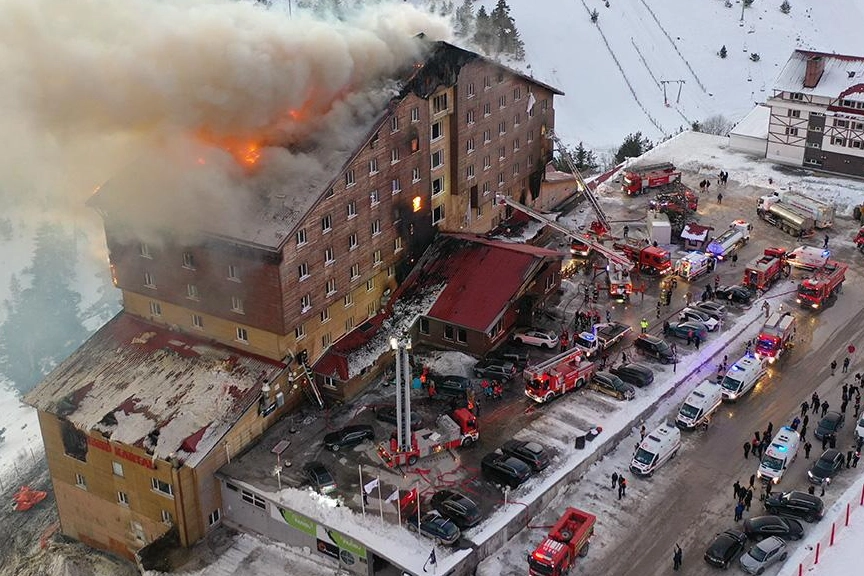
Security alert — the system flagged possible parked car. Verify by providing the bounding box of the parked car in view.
[814,411,845,440]
[857,415,864,440]
[501,439,550,472]
[633,334,677,364]
[323,425,375,452]
[481,452,532,488]
[715,285,754,305]
[808,449,845,484]
[739,536,788,575]
[433,375,473,400]
[590,371,635,400]
[429,490,481,529]
[473,358,517,380]
[743,515,804,541]
[512,328,559,349]
[704,529,748,569]
[679,307,721,331]
[609,362,655,387]
[303,461,337,494]
[664,320,708,341]
[407,511,461,546]
[693,300,728,320]
[764,491,824,523]
[374,405,423,430]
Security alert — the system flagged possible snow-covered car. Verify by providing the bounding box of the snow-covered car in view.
[679,307,721,331]
[512,328,559,349]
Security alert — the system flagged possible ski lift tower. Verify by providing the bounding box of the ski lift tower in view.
[389,337,413,453]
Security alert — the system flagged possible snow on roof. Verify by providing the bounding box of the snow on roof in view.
[730,105,770,139]
[773,49,864,96]
[544,162,578,182]
[24,313,285,467]
[680,222,712,242]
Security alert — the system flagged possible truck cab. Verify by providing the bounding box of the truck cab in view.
[528,508,596,576]
[754,312,796,363]
[757,427,800,485]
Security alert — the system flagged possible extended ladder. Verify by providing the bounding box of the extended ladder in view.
[548,130,611,235]
[299,362,324,409]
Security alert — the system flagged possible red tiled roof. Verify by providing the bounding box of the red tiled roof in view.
[312,316,385,381]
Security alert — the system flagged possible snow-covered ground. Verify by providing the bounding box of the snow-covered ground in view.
[0,379,42,483]
[476,0,864,150]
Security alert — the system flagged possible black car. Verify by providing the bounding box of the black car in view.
[743,515,804,541]
[664,320,709,341]
[715,285,754,305]
[501,439,551,472]
[322,424,375,452]
[487,347,530,369]
[814,411,844,440]
[590,371,635,400]
[704,529,747,569]
[609,362,655,387]
[633,334,677,364]
[433,375,473,400]
[429,490,481,529]
[303,461,337,494]
[481,452,532,488]
[473,358,517,380]
[408,511,461,546]
[764,491,824,523]
[808,449,844,484]
[374,406,423,430]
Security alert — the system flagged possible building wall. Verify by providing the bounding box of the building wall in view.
[729,134,768,156]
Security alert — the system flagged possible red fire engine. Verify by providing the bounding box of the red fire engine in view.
[621,162,682,195]
[754,312,796,363]
[524,347,596,403]
[796,260,847,310]
[528,508,596,576]
[742,247,791,291]
[613,240,672,275]
[376,408,478,467]
[855,227,864,254]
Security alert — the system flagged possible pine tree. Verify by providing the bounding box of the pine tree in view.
[489,0,524,60]
[780,0,791,14]
[455,0,475,38]
[719,45,728,59]
[473,6,494,54]
[590,9,599,23]
[743,0,754,7]
[615,133,652,163]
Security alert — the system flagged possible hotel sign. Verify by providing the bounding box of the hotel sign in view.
[88,436,156,469]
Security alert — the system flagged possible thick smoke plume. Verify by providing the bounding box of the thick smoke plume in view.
[0,0,450,239]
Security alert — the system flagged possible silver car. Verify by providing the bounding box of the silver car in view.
[739,536,787,574]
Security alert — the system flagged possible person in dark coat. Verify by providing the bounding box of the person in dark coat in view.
[673,544,683,571]
[821,400,830,417]
[804,441,812,459]
[694,334,702,350]
[831,360,837,376]
[748,474,756,489]
[801,401,810,418]
[822,434,829,451]
[766,421,774,438]
[611,471,619,490]
[847,450,854,468]
[734,501,745,522]
[743,442,751,459]
[733,480,742,499]
[812,393,821,414]
[618,476,627,499]
[744,488,753,511]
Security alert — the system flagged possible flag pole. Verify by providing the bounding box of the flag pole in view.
[397,489,402,528]
[377,476,384,523]
[416,482,421,531]
[359,465,366,517]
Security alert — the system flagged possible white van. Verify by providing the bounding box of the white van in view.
[786,246,831,271]
[720,355,768,401]
[676,380,724,430]
[630,422,682,477]
[757,426,800,485]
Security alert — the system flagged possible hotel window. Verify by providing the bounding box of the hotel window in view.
[512,163,520,176]
[350,263,360,280]
[112,461,124,477]
[432,93,448,114]
[513,87,521,101]
[139,242,151,258]
[432,177,444,196]
[514,113,521,126]
[75,473,87,490]
[118,491,129,506]
[390,148,400,164]
[410,107,420,122]
[296,228,307,246]
[498,95,506,108]
[370,189,380,206]
[832,137,846,146]
[432,204,445,224]
[366,278,375,292]
[419,317,430,335]
[483,102,491,117]
[295,323,306,340]
[527,129,534,142]
[347,200,357,219]
[373,250,382,266]
[787,109,801,118]
[498,172,505,186]
[322,333,332,347]
[541,99,548,112]
[467,82,475,98]
[163,510,174,525]
[345,170,356,187]
[367,302,377,317]
[301,293,312,312]
[192,314,203,329]
[431,121,443,141]
[484,75,491,89]
[324,246,335,265]
[499,146,506,160]
[391,178,402,194]
[476,203,484,218]
[325,187,334,199]
[326,278,336,296]
[372,219,381,236]
[484,155,491,170]
[412,167,421,183]
[498,121,506,135]
[369,158,379,175]
[322,214,332,233]
[320,307,330,323]
[456,328,468,344]
[444,325,454,341]
[483,182,491,196]
[466,137,475,153]
[513,138,520,152]
[467,110,476,125]
[231,296,244,314]
[227,264,240,281]
[785,127,799,136]
[151,478,174,497]
[235,327,249,343]
[345,316,355,332]
[467,164,475,179]
[144,272,155,288]
[344,293,354,307]
[182,252,195,269]
[483,129,491,143]
[497,72,504,83]
[387,265,395,278]
[241,490,266,510]
[298,262,309,280]
[149,301,162,317]
[528,103,535,118]
[348,233,358,251]
[834,119,848,128]
[431,150,444,169]
[390,115,399,133]
[186,284,200,300]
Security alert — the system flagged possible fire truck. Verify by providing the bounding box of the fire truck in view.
[524,347,596,403]
[796,260,847,310]
[754,312,796,363]
[528,508,596,576]
[742,248,791,291]
[621,162,682,195]
[855,227,864,254]
[376,408,478,467]
[613,239,672,275]
[648,183,699,212]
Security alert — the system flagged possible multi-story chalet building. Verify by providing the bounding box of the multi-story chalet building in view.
[25,40,563,560]
[767,49,864,175]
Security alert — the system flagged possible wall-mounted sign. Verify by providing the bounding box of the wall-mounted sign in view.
[87,436,155,469]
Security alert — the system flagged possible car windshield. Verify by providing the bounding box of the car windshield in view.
[762,455,784,471]
[721,375,743,392]
[633,448,656,466]
[818,417,835,429]
[527,558,554,576]
[679,403,700,419]
[749,546,768,562]
[859,417,864,428]
[757,337,776,350]
[574,334,593,348]
[798,286,820,297]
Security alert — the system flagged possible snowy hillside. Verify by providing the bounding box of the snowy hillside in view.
[476,0,864,150]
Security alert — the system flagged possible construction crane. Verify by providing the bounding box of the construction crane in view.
[548,130,611,237]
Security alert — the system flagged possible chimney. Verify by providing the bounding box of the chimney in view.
[803,56,824,89]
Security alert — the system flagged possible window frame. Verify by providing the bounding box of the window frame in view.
[235,327,249,344]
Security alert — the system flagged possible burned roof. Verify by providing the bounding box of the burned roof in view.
[24,313,286,467]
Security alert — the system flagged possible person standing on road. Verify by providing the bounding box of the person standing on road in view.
[824,234,830,249]
[766,421,774,438]
[618,475,627,499]
[623,225,629,238]
[731,253,738,267]
[734,500,745,522]
[847,450,854,468]
[656,300,662,319]
[822,400,830,417]
[822,434,829,451]
[801,414,809,438]
[673,544,683,571]
[733,480,742,499]
[743,442,751,459]
[801,401,810,418]
[749,474,756,489]
[854,451,861,468]
[831,360,837,376]
[844,357,851,373]
[695,334,702,350]
[820,477,829,497]
[812,392,820,414]
[640,317,649,334]
[611,471,619,490]
[744,488,753,511]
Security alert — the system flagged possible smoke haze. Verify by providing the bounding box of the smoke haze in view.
[0,0,451,238]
